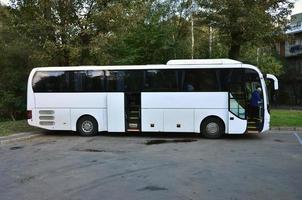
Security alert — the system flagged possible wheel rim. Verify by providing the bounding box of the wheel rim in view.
[206,122,219,134]
[82,120,93,133]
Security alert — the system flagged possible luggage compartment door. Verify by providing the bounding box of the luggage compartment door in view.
[107,93,125,132]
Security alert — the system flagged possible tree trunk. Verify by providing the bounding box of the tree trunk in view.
[79,32,91,65]
[228,43,240,60]
[228,30,242,60]
[10,112,15,121]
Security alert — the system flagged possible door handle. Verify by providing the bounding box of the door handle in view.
[230,117,234,120]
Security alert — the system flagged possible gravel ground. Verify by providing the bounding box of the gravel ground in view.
[0,131,301,200]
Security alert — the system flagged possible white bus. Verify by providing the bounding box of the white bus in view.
[27,59,278,138]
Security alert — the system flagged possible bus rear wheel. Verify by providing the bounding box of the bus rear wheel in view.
[77,116,98,136]
[201,118,224,139]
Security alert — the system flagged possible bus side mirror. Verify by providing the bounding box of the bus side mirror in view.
[265,74,279,90]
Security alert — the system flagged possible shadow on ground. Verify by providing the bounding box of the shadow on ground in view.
[42,130,264,140]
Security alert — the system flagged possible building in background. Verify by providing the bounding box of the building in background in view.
[276,13,302,106]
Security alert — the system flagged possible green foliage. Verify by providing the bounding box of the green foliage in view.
[0,0,294,120]
[197,0,293,59]
[240,45,283,75]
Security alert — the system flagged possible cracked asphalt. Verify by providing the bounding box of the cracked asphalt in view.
[0,131,301,200]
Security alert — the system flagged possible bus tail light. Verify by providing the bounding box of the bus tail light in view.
[27,110,32,119]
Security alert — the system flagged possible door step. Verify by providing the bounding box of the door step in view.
[128,123,138,129]
[127,128,140,132]
[247,130,259,134]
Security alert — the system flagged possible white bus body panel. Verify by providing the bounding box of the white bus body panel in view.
[260,77,270,133]
[107,93,125,132]
[194,109,229,133]
[32,93,107,131]
[34,93,107,108]
[142,92,228,109]
[141,109,163,132]
[141,92,234,133]
[70,109,107,131]
[262,112,270,133]
[164,109,194,132]
[228,112,247,134]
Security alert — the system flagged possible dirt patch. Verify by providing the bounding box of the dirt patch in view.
[10,146,24,150]
[145,139,197,145]
[73,148,106,153]
[19,176,35,184]
[137,185,168,191]
[32,140,57,146]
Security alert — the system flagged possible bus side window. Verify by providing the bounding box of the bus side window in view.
[86,70,105,92]
[33,71,66,92]
[144,70,178,92]
[182,69,219,92]
[106,71,125,92]
[124,71,143,92]
[72,71,86,92]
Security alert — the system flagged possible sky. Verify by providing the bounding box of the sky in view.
[0,0,302,14]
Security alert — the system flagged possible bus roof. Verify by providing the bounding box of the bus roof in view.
[167,59,241,65]
[33,59,243,71]
[31,59,263,77]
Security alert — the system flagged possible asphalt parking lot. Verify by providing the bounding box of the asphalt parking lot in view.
[0,131,301,200]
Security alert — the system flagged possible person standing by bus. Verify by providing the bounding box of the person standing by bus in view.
[250,87,262,119]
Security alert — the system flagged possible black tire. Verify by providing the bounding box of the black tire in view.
[201,117,224,139]
[77,116,98,136]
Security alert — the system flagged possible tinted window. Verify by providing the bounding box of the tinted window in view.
[124,71,144,92]
[32,70,105,92]
[182,69,220,91]
[106,71,125,92]
[219,69,245,99]
[71,71,86,92]
[245,69,262,102]
[144,70,178,91]
[33,71,71,92]
[106,70,144,92]
[85,70,105,92]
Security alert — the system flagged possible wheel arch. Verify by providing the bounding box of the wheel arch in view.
[72,114,100,132]
[71,109,107,132]
[200,115,226,134]
[76,114,98,129]
[76,114,99,136]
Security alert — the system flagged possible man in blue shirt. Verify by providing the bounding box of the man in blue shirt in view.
[250,87,262,119]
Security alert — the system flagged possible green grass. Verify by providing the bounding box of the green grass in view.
[0,120,39,137]
[271,109,302,127]
[0,110,301,137]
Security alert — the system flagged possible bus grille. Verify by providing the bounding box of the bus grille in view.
[39,110,55,126]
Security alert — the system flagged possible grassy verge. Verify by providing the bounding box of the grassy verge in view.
[0,110,301,137]
[0,120,39,137]
[271,109,302,127]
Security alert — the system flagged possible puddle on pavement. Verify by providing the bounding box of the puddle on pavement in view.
[10,146,24,150]
[19,175,35,184]
[32,140,57,146]
[137,185,168,191]
[73,148,106,152]
[145,139,197,145]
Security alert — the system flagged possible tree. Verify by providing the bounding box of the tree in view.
[0,5,32,120]
[106,0,210,64]
[197,0,293,59]
[240,45,283,75]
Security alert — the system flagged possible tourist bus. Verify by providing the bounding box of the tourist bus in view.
[27,59,278,138]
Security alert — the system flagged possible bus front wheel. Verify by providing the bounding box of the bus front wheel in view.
[201,117,224,139]
[77,116,98,136]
